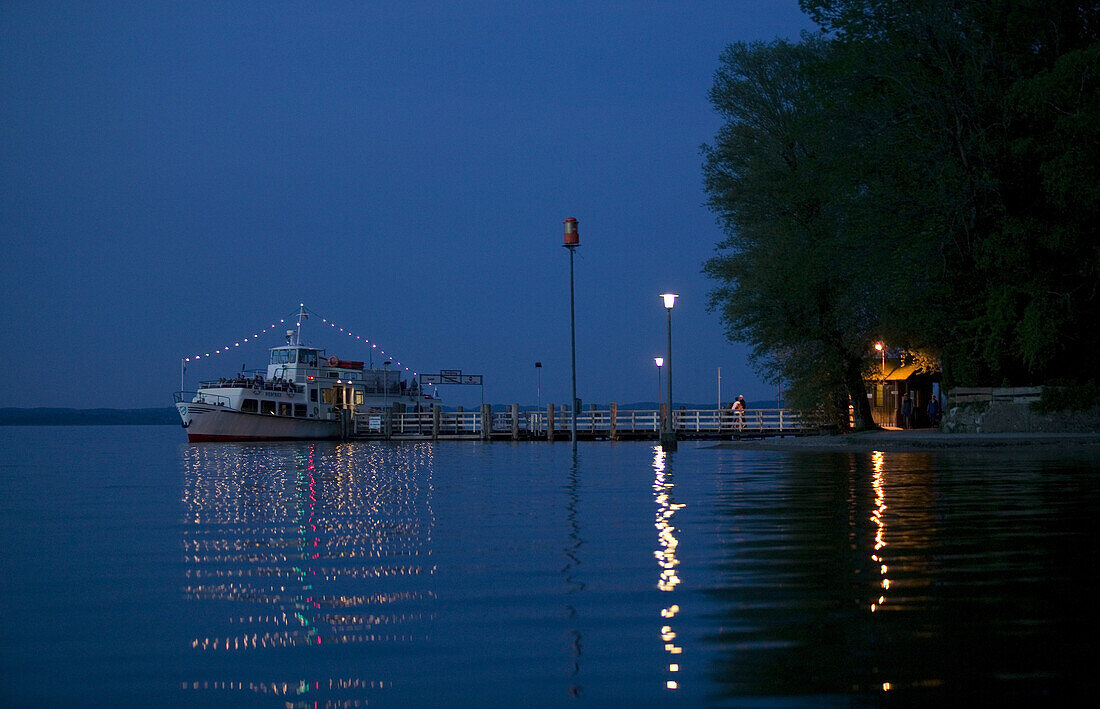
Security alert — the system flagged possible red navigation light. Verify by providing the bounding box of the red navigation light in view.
[563,217,579,247]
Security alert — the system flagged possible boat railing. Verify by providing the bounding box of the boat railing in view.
[174,390,233,407]
[345,407,811,439]
[198,377,300,394]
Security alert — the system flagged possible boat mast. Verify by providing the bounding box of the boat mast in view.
[295,303,307,345]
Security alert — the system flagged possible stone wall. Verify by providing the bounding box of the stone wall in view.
[942,401,1100,434]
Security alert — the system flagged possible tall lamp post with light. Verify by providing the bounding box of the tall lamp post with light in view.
[875,342,885,376]
[564,218,580,450]
[660,293,678,451]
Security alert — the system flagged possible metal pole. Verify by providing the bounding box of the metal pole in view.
[569,246,578,450]
[657,364,662,414]
[662,307,676,451]
[666,307,672,423]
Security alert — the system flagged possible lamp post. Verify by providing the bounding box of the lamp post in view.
[535,361,542,409]
[383,360,392,410]
[660,293,678,451]
[563,218,580,450]
[654,357,664,423]
[875,342,885,376]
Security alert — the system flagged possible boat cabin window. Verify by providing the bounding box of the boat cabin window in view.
[270,348,309,365]
[261,400,276,415]
[241,399,258,413]
[321,388,334,404]
[294,404,307,417]
[310,389,318,402]
[278,402,291,416]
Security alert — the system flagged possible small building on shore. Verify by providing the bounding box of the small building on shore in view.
[867,361,942,428]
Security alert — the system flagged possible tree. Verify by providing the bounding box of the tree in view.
[707,2,1100,422]
[703,38,880,429]
[799,0,1100,386]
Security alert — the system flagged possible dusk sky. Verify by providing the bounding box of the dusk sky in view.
[2,1,815,411]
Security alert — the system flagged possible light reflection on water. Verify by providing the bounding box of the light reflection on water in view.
[179,441,436,705]
[702,447,1096,705]
[652,446,685,691]
[0,427,1094,706]
[870,449,888,614]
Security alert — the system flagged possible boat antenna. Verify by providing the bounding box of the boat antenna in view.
[296,303,308,345]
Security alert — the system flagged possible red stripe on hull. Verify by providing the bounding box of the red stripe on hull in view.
[187,432,339,442]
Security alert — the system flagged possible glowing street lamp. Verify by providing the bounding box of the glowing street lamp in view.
[875,342,885,376]
[660,294,678,451]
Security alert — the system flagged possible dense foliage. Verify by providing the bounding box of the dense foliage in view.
[703,0,1100,427]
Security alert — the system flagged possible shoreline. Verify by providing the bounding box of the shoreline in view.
[708,430,1100,452]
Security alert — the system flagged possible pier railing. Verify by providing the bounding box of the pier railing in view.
[351,406,809,440]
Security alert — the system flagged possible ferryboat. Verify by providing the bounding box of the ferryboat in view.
[174,313,437,441]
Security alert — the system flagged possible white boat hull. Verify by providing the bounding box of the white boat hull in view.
[177,402,340,442]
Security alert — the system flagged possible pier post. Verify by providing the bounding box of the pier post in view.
[511,404,519,440]
[481,404,491,441]
[610,402,617,440]
[547,403,555,442]
[432,404,441,441]
[383,408,393,440]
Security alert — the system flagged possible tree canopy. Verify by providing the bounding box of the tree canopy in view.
[704,0,1100,426]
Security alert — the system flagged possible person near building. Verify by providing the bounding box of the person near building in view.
[901,392,913,429]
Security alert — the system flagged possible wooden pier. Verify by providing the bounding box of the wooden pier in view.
[347,404,812,441]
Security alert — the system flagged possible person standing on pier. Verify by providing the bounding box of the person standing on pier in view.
[901,393,913,429]
[732,395,745,430]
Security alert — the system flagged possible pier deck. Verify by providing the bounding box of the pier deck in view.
[348,406,812,441]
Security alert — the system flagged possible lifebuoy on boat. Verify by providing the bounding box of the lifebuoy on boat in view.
[328,355,339,366]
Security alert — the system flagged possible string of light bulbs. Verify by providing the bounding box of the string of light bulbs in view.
[181,305,420,377]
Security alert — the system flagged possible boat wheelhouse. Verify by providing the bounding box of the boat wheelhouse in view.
[175,328,435,442]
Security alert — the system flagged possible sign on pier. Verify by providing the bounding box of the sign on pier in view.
[421,370,483,386]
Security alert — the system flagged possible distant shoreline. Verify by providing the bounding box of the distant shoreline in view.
[0,408,179,426]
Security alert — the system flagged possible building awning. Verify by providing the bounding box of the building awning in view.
[882,363,925,381]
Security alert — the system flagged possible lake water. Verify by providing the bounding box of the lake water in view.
[0,426,1094,707]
